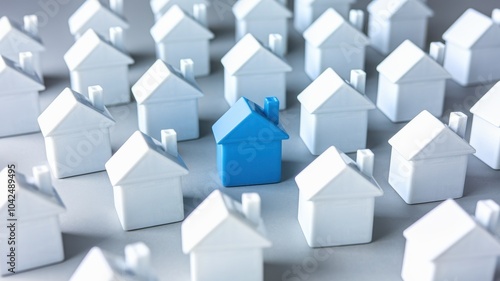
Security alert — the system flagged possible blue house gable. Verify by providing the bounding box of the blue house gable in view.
[212,96,289,187]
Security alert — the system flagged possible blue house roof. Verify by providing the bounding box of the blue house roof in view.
[213,97,289,144]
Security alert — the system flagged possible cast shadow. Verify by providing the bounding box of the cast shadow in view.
[63,232,108,260]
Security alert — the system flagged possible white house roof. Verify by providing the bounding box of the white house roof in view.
[0,167,65,220]
[150,0,204,15]
[233,0,292,20]
[443,9,500,49]
[132,59,203,105]
[470,82,500,127]
[297,68,375,114]
[182,190,271,253]
[0,16,44,55]
[303,8,369,48]
[404,200,500,262]
[367,0,433,20]
[388,110,475,161]
[377,40,451,83]
[38,88,115,137]
[221,34,292,76]
[105,131,188,186]
[296,147,383,201]
[68,0,129,37]
[0,56,45,95]
[64,29,134,71]
[150,5,214,43]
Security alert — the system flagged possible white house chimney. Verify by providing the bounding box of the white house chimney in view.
[350,69,366,94]
[110,0,124,16]
[23,15,39,37]
[356,149,374,177]
[269,34,284,58]
[32,165,52,195]
[476,200,500,233]
[242,193,261,225]
[349,10,364,31]
[180,59,195,83]
[429,42,445,65]
[492,9,500,25]
[19,52,35,76]
[448,112,467,139]
[88,85,105,111]
[193,3,208,27]
[264,97,280,125]
[161,129,178,157]
[109,27,125,52]
[125,242,151,277]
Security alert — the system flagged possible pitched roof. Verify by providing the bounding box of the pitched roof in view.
[0,56,45,95]
[132,59,203,105]
[212,97,289,144]
[297,68,375,114]
[295,147,383,201]
[0,167,65,220]
[150,0,204,15]
[64,29,134,71]
[150,5,214,43]
[221,34,292,75]
[182,190,271,253]
[233,0,292,20]
[377,40,451,83]
[443,9,500,49]
[0,16,45,54]
[388,110,475,161]
[105,131,189,186]
[38,88,115,137]
[470,82,500,127]
[367,0,433,20]
[68,0,129,36]
[404,200,500,262]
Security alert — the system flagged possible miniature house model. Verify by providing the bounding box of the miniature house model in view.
[0,15,45,80]
[233,0,292,53]
[221,34,292,110]
[182,190,271,281]
[64,28,134,106]
[0,53,45,137]
[303,8,369,80]
[296,147,383,248]
[376,40,451,122]
[68,0,129,41]
[294,0,356,32]
[132,59,203,141]
[70,242,157,281]
[151,5,213,77]
[212,97,289,187]
[150,0,204,21]
[298,69,375,155]
[470,82,500,169]
[388,111,475,204]
[442,9,500,86]
[367,0,433,55]
[38,87,116,179]
[0,166,65,275]
[105,130,189,231]
[402,199,500,281]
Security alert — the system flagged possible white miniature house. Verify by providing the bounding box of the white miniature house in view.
[70,242,158,281]
[64,28,134,106]
[38,87,116,179]
[470,82,500,169]
[402,199,500,281]
[150,0,204,21]
[296,147,383,247]
[294,0,356,32]
[298,69,375,155]
[182,190,271,281]
[221,33,292,110]
[0,53,45,137]
[105,130,189,231]
[367,0,433,55]
[233,0,292,53]
[132,59,203,141]
[151,4,214,77]
[0,166,65,275]
[303,8,369,80]
[388,111,476,204]
[376,40,451,122]
[442,9,500,86]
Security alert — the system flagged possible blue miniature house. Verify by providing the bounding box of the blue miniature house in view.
[212,96,289,187]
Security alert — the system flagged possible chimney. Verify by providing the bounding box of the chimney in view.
[429,42,445,65]
[242,193,261,225]
[32,165,52,195]
[109,27,125,52]
[88,85,105,111]
[349,10,364,31]
[23,15,39,37]
[448,112,467,139]
[19,52,35,76]
[110,0,124,16]
[356,149,374,177]
[475,200,500,233]
[492,9,500,25]
[193,3,207,27]
[350,69,366,94]
[269,34,284,58]
[161,129,178,157]
[125,242,151,276]
[180,59,195,83]
[264,97,280,124]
